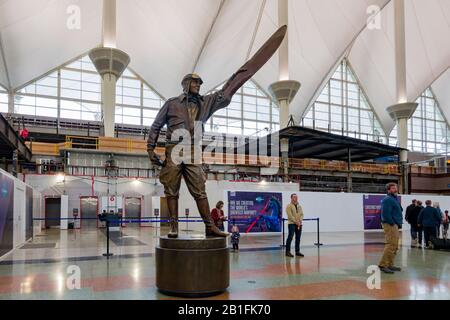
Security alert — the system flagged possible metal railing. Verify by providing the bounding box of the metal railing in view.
[29,135,401,176]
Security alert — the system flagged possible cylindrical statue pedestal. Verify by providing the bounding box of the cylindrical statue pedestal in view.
[156,236,229,298]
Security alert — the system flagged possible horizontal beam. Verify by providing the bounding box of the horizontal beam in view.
[0,114,32,161]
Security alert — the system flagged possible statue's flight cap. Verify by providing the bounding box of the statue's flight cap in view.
[182,73,204,85]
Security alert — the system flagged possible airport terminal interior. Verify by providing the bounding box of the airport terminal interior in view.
[0,0,450,300]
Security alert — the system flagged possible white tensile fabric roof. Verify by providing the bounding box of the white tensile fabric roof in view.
[0,0,449,135]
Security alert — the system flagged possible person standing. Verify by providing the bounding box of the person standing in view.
[443,210,449,240]
[418,200,442,248]
[378,183,403,274]
[405,199,416,222]
[231,225,240,251]
[405,199,418,247]
[433,202,443,238]
[410,201,424,248]
[211,201,227,232]
[285,194,304,258]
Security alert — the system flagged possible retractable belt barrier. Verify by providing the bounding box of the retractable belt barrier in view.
[33,215,323,259]
[280,218,323,248]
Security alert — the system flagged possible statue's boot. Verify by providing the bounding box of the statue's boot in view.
[166,197,179,238]
[196,198,229,238]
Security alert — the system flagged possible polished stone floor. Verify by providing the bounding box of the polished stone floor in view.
[0,227,449,300]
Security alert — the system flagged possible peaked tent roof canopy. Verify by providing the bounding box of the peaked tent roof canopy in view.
[0,0,449,135]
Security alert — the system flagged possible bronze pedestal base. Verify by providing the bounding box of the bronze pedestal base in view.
[155,236,230,298]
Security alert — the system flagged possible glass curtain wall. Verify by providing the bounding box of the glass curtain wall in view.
[303,59,386,144]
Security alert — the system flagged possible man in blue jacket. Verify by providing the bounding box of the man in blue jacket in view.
[378,183,403,274]
[418,200,442,248]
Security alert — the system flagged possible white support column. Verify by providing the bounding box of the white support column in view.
[397,117,408,155]
[386,0,418,194]
[394,0,407,104]
[89,0,130,137]
[279,100,289,129]
[102,0,117,48]
[8,91,14,114]
[389,0,416,161]
[278,0,289,81]
[102,74,117,137]
[392,0,413,161]
[269,0,300,130]
[280,138,289,182]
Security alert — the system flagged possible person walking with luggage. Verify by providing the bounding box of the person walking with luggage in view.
[285,194,304,258]
[418,200,442,249]
[378,183,403,274]
[443,210,449,240]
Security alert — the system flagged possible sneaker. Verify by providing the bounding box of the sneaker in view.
[286,252,294,258]
[296,252,305,257]
[379,266,395,274]
[389,266,402,272]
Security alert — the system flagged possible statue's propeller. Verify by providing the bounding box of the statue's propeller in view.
[222,25,287,97]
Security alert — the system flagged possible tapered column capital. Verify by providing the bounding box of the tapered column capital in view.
[268,80,301,105]
[89,47,130,79]
[386,102,418,121]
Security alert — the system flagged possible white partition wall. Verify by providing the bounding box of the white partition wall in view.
[22,173,450,235]
[151,196,161,229]
[293,192,366,233]
[174,181,300,234]
[289,192,450,233]
[140,195,153,227]
[13,180,26,248]
[32,191,43,236]
[0,170,39,257]
[60,195,69,230]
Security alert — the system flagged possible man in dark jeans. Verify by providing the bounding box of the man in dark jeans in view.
[285,194,304,258]
[418,200,441,249]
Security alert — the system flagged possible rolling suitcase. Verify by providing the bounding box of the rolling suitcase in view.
[430,237,450,251]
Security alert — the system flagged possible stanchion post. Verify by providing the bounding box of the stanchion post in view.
[73,211,79,240]
[120,213,123,237]
[103,218,113,258]
[314,218,323,247]
[185,209,189,234]
[280,218,286,248]
[154,209,160,238]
